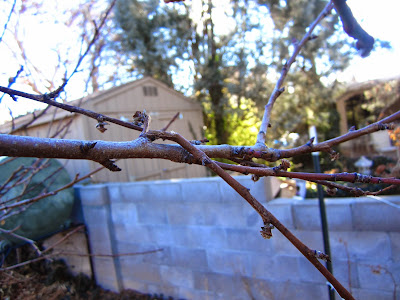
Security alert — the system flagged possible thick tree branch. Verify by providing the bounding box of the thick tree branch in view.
[333,0,375,57]
[1,106,399,175]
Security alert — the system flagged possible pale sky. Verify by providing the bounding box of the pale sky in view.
[340,0,400,81]
[0,0,399,123]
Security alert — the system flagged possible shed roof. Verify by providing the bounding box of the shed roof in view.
[337,75,400,103]
[1,76,201,133]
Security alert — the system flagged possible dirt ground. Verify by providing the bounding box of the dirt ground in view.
[0,246,173,300]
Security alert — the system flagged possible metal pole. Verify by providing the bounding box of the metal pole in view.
[310,126,335,300]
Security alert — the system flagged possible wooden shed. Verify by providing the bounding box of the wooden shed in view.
[2,77,207,182]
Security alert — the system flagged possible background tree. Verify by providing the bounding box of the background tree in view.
[112,0,356,147]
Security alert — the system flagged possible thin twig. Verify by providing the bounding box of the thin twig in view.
[0,227,41,256]
[162,112,180,131]
[0,254,54,271]
[65,0,117,85]
[0,0,16,44]
[0,165,105,212]
[256,1,334,147]
[215,161,400,185]
[58,248,164,258]
[41,225,85,255]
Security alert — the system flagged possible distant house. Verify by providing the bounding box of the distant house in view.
[336,76,400,159]
[1,77,207,182]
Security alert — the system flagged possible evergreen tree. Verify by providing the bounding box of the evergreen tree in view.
[114,0,191,86]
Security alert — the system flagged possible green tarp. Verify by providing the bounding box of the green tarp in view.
[0,157,74,249]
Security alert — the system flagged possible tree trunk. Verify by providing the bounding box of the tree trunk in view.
[209,82,228,144]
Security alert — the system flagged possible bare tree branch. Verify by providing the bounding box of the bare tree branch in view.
[142,129,355,300]
[0,0,16,44]
[333,0,375,57]
[256,1,334,147]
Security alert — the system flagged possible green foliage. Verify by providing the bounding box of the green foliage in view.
[346,79,400,130]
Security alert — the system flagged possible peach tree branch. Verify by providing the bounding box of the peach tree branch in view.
[142,129,354,300]
[333,0,375,57]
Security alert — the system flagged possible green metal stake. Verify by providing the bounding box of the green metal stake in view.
[310,126,335,300]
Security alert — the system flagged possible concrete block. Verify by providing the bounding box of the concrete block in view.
[292,199,353,231]
[233,278,328,300]
[116,242,169,265]
[331,259,360,290]
[119,181,183,203]
[219,177,251,204]
[166,202,218,226]
[146,283,179,299]
[329,231,391,262]
[243,277,276,300]
[270,230,302,256]
[274,281,328,300]
[296,230,327,251]
[268,199,295,229]
[325,199,353,231]
[249,177,274,202]
[171,226,229,250]
[159,265,194,289]
[390,232,400,261]
[206,249,252,277]
[81,206,108,230]
[177,287,222,300]
[120,279,148,294]
[78,184,109,206]
[246,210,260,227]
[296,256,326,284]
[120,262,162,284]
[225,227,274,253]
[110,202,138,225]
[91,256,119,292]
[145,224,175,246]
[170,247,208,271]
[81,207,114,255]
[211,202,256,228]
[352,197,400,232]
[272,230,324,256]
[119,182,151,202]
[107,183,122,203]
[250,254,301,282]
[180,179,222,202]
[357,263,397,291]
[193,272,257,299]
[113,223,152,244]
[292,200,321,230]
[351,288,395,300]
[151,181,184,202]
[136,202,169,225]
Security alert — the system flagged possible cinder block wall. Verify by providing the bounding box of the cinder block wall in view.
[76,177,400,300]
